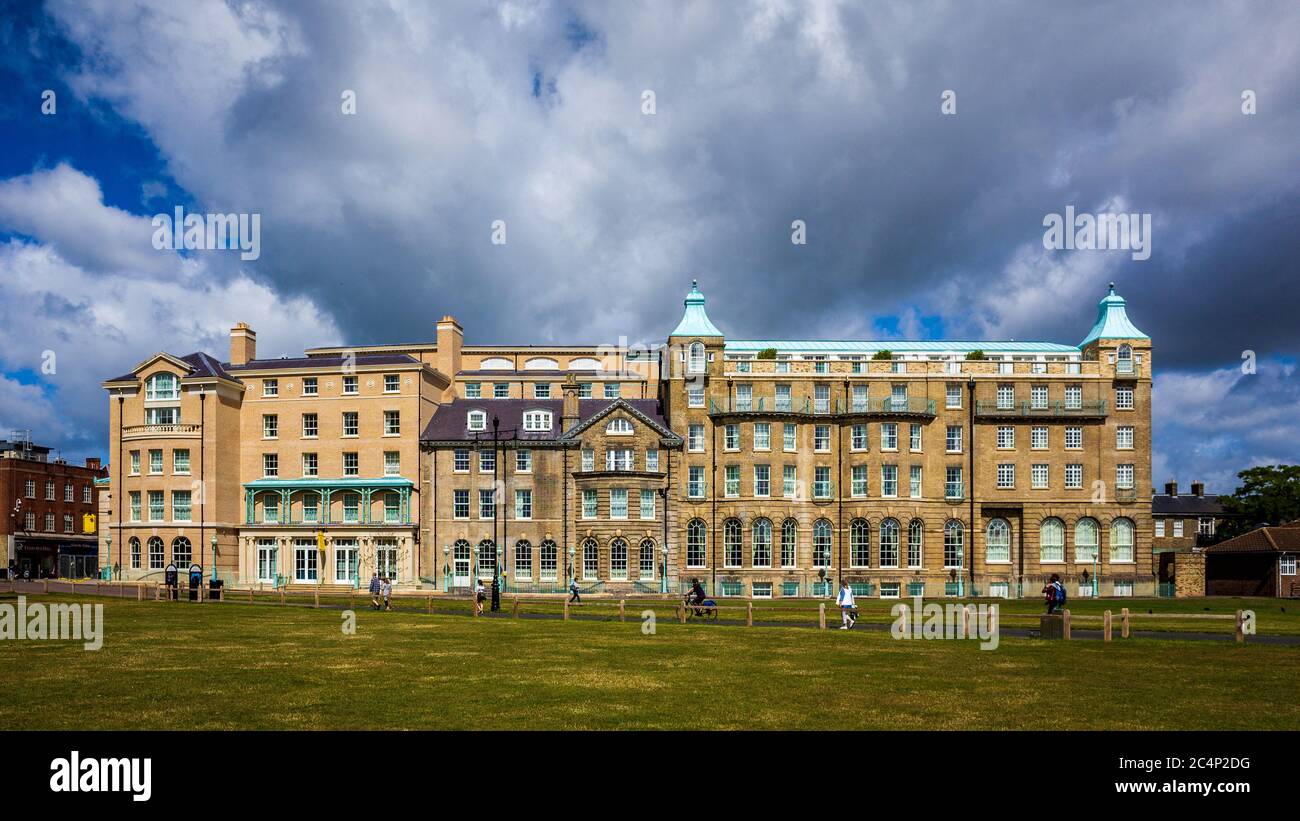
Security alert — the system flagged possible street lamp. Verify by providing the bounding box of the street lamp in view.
[471,544,479,582]
[442,544,450,592]
[104,534,112,581]
[567,545,576,585]
[661,543,669,594]
[209,534,218,583]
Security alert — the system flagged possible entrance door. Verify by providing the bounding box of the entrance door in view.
[453,541,470,587]
[375,539,397,581]
[334,540,359,585]
[257,539,278,583]
[294,539,318,582]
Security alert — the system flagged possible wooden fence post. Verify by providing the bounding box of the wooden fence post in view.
[818,602,826,630]
[1103,610,1113,642]
[1062,608,1071,640]
[746,600,753,627]
[1235,610,1244,643]
[563,598,570,621]
[514,597,521,619]
[619,599,625,622]
[427,596,433,614]
[279,588,285,606]
[962,605,970,637]
[314,587,320,609]
[249,587,254,605]
[678,601,686,624]
[1121,607,1130,639]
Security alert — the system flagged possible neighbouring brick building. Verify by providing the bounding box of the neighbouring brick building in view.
[101,281,1153,598]
[1151,480,1231,595]
[1,439,106,578]
[1201,522,1300,598]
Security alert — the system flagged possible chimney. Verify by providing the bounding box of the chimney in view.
[230,322,257,366]
[1164,481,1178,497]
[1191,482,1204,497]
[562,374,580,431]
[435,315,463,401]
[85,457,101,470]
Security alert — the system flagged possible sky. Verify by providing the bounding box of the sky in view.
[0,0,1297,493]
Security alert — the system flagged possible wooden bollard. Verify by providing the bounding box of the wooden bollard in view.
[1121,607,1130,638]
[563,598,570,621]
[427,596,433,614]
[678,602,686,624]
[136,584,143,602]
[514,598,521,619]
[818,602,826,630]
[1235,610,1244,643]
[746,600,753,627]
[1062,608,1071,640]
[279,588,285,606]
[314,587,320,609]
[248,587,254,604]
[619,599,625,622]
[962,605,970,636]
[1103,610,1113,642]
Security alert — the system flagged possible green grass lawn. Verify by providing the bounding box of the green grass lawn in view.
[3,592,1297,730]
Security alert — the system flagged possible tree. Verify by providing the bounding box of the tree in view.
[871,350,893,361]
[756,347,778,360]
[965,350,987,360]
[1218,464,1300,538]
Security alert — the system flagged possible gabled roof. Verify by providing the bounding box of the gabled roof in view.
[558,398,681,443]
[1080,283,1148,348]
[105,351,241,384]
[1203,522,1300,555]
[224,354,419,372]
[670,280,724,338]
[1152,493,1225,516]
[420,398,672,443]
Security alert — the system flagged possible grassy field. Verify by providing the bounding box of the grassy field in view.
[3,592,1298,730]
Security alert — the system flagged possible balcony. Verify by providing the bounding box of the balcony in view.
[708,396,936,419]
[1114,361,1143,378]
[122,423,202,441]
[1115,487,1137,504]
[974,400,1107,420]
[841,397,937,418]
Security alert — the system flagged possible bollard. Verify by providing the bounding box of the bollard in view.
[427,596,433,614]
[1121,607,1130,639]
[819,602,826,630]
[678,601,686,624]
[249,587,254,605]
[43,580,48,594]
[747,600,753,627]
[1062,609,1071,640]
[279,588,285,606]
[563,598,570,621]
[314,587,319,609]
[619,599,625,622]
[962,605,970,637]
[1103,610,1113,642]
[514,598,521,619]
[1235,610,1244,643]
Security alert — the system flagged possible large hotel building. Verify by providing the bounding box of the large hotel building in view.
[100,282,1153,598]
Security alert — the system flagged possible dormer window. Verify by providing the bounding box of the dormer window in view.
[145,373,180,401]
[467,411,487,431]
[606,417,634,435]
[523,410,552,432]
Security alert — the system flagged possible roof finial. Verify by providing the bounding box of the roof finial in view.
[691,278,699,291]
[1108,281,1116,294]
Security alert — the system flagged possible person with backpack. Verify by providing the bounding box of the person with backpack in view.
[837,579,857,629]
[568,576,581,604]
[1043,573,1066,614]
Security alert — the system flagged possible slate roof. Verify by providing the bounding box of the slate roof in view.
[224,354,419,371]
[106,351,241,384]
[1203,522,1300,555]
[421,398,672,443]
[1152,493,1225,517]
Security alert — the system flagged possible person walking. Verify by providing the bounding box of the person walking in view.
[1042,573,1066,614]
[837,579,856,629]
[474,579,486,615]
[369,572,382,610]
[381,576,393,611]
[568,575,581,604]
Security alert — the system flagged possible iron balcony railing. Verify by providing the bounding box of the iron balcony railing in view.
[709,397,937,416]
[974,400,1108,418]
[1115,361,1143,377]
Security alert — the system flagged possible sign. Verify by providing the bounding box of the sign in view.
[82,513,97,534]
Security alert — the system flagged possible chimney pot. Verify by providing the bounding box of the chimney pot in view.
[230,323,257,366]
[1165,481,1178,497]
[1191,482,1205,497]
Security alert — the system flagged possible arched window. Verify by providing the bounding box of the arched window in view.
[524,357,559,371]
[688,342,706,374]
[943,520,964,569]
[171,536,192,568]
[724,518,743,567]
[1117,343,1133,373]
[480,357,513,370]
[1040,517,1065,563]
[453,539,471,583]
[582,538,599,580]
[879,518,900,568]
[813,519,832,568]
[605,417,634,435]
[148,536,165,570]
[129,537,141,569]
[539,539,558,582]
[514,539,532,580]
[1111,517,1135,562]
[569,357,601,370]
[686,519,707,568]
[1075,518,1099,563]
[478,539,496,578]
[986,518,1011,562]
[907,519,924,568]
[780,518,798,567]
[751,519,772,568]
[610,538,628,580]
[850,519,870,567]
[145,372,179,401]
[639,539,656,579]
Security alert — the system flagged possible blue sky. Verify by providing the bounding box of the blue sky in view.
[0,0,1298,493]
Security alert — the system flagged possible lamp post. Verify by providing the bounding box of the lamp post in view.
[471,544,479,583]
[496,543,504,592]
[1092,550,1099,598]
[209,534,218,583]
[104,534,112,581]
[661,543,669,594]
[567,545,576,586]
[442,544,450,592]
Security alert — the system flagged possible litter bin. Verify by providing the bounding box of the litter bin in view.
[1040,613,1064,639]
[209,579,223,601]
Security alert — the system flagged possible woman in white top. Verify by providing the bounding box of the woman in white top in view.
[837,580,856,629]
